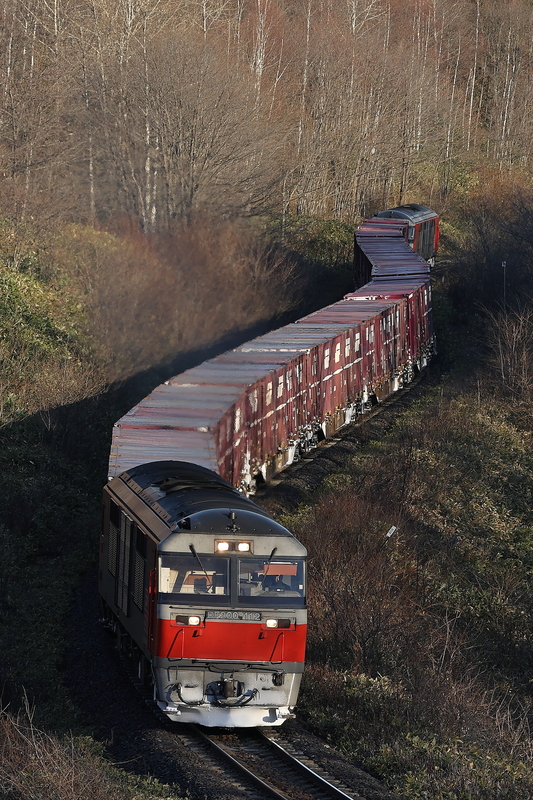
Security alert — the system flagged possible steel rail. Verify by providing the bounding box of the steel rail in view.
[257,729,364,800]
[193,726,366,800]
[190,725,290,799]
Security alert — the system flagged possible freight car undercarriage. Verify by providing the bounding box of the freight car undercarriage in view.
[246,340,435,493]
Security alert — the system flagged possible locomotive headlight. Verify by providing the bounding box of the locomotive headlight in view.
[264,618,292,630]
[175,615,202,626]
[237,541,250,552]
[216,541,230,551]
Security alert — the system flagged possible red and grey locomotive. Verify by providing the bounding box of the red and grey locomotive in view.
[99,460,306,727]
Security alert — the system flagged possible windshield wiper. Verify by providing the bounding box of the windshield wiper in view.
[261,547,278,587]
[189,544,212,590]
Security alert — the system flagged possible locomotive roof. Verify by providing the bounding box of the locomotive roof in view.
[109,460,297,542]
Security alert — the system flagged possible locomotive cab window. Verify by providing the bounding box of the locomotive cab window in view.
[159,555,229,603]
[238,558,305,607]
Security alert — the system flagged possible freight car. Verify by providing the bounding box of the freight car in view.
[100,204,438,726]
[354,203,439,284]
[107,204,439,492]
[100,460,307,727]
[375,203,439,263]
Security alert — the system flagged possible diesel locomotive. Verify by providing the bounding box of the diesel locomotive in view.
[99,460,306,727]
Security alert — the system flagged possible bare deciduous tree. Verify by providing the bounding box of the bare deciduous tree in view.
[485,305,533,401]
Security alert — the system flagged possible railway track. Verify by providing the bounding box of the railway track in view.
[170,724,387,800]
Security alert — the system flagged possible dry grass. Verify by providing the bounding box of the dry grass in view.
[47,216,300,382]
[0,699,185,800]
[284,372,533,797]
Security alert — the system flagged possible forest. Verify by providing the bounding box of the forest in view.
[3,0,533,226]
[2,0,533,400]
[3,0,533,798]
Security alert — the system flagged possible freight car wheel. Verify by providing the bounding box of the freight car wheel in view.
[252,470,266,490]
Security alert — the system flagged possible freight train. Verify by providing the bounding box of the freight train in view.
[99,203,439,727]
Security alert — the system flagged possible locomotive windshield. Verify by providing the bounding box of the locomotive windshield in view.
[158,554,305,607]
[238,559,305,607]
[159,555,229,604]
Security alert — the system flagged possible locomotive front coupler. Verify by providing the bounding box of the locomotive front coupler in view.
[219,678,244,698]
[272,671,285,686]
[174,684,205,706]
